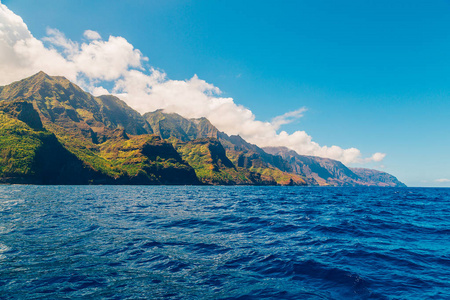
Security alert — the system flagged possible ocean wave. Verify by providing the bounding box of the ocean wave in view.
[0,186,448,299]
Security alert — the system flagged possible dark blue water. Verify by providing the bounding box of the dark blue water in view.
[0,186,449,299]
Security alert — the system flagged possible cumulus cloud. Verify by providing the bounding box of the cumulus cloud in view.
[0,4,76,84]
[0,3,385,164]
[84,30,101,40]
[0,3,145,86]
[370,152,386,162]
[112,71,384,164]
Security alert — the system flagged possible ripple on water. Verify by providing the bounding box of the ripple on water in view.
[0,186,449,299]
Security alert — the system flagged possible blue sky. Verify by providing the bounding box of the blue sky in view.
[2,0,450,186]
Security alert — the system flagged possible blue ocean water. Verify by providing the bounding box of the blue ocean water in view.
[0,186,449,299]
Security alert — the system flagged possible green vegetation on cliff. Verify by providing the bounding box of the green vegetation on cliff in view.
[0,72,405,187]
[0,109,100,184]
[171,138,277,185]
[99,134,199,184]
[0,111,46,178]
[0,72,199,185]
[146,111,307,186]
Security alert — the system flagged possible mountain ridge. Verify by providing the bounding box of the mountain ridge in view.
[0,72,199,185]
[263,146,405,187]
[0,72,405,187]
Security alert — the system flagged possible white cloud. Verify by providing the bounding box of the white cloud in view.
[0,3,386,165]
[271,108,307,130]
[112,71,384,164]
[73,36,146,81]
[0,4,77,83]
[84,30,101,40]
[367,152,386,162]
[436,178,450,183]
[43,28,78,56]
[91,86,110,97]
[0,3,146,86]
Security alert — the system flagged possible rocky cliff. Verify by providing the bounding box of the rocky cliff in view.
[0,72,405,187]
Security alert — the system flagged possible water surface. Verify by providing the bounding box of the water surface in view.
[0,186,449,299]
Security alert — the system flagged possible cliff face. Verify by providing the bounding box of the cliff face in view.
[145,109,405,187]
[0,71,153,143]
[350,168,406,187]
[0,72,405,187]
[0,72,199,185]
[0,100,44,131]
[171,138,295,185]
[144,110,219,142]
[145,111,307,186]
[0,106,100,184]
[263,146,406,187]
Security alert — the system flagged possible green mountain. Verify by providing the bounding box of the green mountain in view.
[0,100,100,184]
[0,71,152,140]
[171,138,276,185]
[350,168,406,187]
[144,109,218,141]
[144,110,307,185]
[263,146,406,187]
[0,71,302,185]
[0,72,198,184]
[0,72,405,187]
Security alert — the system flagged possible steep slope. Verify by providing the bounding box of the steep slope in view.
[145,110,307,185]
[350,168,406,187]
[223,135,292,172]
[0,101,103,184]
[144,110,219,141]
[171,138,285,185]
[0,72,404,187]
[145,110,290,170]
[0,71,152,142]
[264,146,406,187]
[0,72,199,185]
[97,95,153,135]
[98,134,199,185]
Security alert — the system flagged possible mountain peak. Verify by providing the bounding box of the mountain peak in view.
[22,71,74,88]
[0,72,153,139]
[34,70,50,77]
[0,71,74,104]
[27,71,54,83]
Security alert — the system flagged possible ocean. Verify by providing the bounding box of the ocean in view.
[0,186,449,299]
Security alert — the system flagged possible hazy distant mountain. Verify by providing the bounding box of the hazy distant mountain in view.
[350,168,406,187]
[0,72,405,187]
[263,146,405,187]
